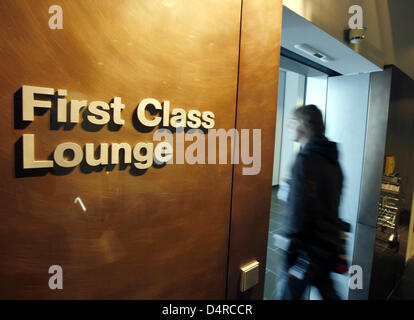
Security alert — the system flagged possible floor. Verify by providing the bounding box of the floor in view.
[369,226,408,299]
[389,258,414,300]
[369,207,411,299]
[263,188,414,300]
[264,188,285,300]
[264,187,311,300]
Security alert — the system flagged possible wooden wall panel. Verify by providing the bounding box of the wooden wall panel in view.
[227,0,282,299]
[0,0,283,300]
[0,0,242,299]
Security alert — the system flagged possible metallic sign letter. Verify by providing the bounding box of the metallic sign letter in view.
[137,98,162,128]
[22,134,53,169]
[22,85,54,122]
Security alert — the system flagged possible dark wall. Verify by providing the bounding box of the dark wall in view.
[384,66,414,213]
[369,65,414,299]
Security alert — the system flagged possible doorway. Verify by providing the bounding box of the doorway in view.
[264,55,329,300]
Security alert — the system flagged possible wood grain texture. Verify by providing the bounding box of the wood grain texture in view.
[0,0,242,299]
[227,0,282,299]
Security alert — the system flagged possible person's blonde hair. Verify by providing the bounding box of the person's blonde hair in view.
[293,105,325,136]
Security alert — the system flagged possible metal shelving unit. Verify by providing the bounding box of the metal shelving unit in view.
[376,176,401,247]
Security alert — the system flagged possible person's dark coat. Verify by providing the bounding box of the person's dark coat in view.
[283,134,346,271]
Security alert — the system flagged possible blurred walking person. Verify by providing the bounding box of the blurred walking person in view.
[274,105,349,300]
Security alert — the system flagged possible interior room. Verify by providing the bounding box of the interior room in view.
[0,0,413,305]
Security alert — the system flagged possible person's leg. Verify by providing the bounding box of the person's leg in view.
[312,273,341,300]
[277,273,308,300]
[274,254,309,300]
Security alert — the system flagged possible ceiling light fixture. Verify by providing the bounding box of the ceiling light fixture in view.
[294,44,333,63]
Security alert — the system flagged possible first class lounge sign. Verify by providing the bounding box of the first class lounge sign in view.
[17,85,215,172]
